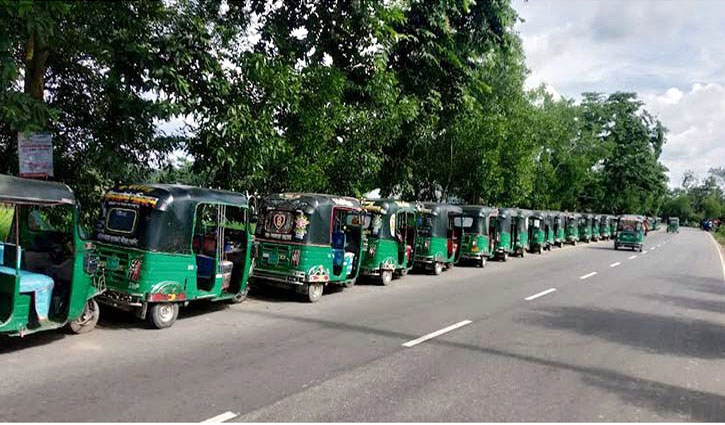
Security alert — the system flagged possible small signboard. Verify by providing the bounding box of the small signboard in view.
[18,132,54,178]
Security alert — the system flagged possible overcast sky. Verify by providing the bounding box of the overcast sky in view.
[513,0,725,188]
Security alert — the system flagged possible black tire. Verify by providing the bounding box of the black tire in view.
[306,283,324,302]
[432,262,443,275]
[573,240,577,246]
[230,285,249,304]
[502,252,508,262]
[614,244,618,250]
[380,270,393,286]
[478,257,487,268]
[396,267,409,278]
[146,302,179,329]
[66,299,100,334]
[520,249,526,258]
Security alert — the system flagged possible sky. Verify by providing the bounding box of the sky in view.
[513,0,725,188]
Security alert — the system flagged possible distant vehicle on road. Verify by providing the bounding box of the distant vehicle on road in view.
[0,174,103,337]
[614,215,645,252]
[458,205,497,267]
[667,217,680,233]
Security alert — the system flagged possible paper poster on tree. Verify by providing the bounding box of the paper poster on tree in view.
[18,132,54,178]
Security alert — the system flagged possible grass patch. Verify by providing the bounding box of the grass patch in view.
[714,227,725,248]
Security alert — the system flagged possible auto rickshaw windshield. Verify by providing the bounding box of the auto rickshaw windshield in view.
[618,220,642,232]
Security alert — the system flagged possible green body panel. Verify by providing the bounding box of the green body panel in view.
[599,224,611,238]
[255,241,361,284]
[361,238,410,274]
[530,228,546,250]
[414,236,456,264]
[579,222,592,241]
[513,218,529,252]
[460,234,491,258]
[0,207,99,336]
[565,223,579,242]
[555,227,565,243]
[97,239,251,304]
[616,231,643,246]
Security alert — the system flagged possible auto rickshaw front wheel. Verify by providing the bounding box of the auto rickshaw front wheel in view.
[66,299,100,334]
[147,302,179,329]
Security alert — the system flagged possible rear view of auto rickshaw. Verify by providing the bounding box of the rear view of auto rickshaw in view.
[667,217,680,233]
[253,193,363,302]
[0,175,104,337]
[614,215,645,251]
[579,214,593,243]
[591,215,601,241]
[360,199,417,284]
[94,184,253,328]
[458,206,497,268]
[550,212,565,247]
[493,208,515,261]
[513,209,531,257]
[414,203,463,275]
[599,215,612,240]
[565,213,580,245]
[528,211,548,254]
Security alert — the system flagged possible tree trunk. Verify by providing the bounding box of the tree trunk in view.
[24,33,48,101]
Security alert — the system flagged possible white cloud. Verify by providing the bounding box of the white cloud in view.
[515,0,725,187]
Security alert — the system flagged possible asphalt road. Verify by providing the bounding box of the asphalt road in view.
[1,228,724,422]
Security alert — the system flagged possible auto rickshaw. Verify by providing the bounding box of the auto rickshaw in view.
[253,193,363,302]
[360,199,417,284]
[458,205,497,268]
[414,203,463,274]
[667,217,680,233]
[579,214,593,243]
[0,174,104,337]
[591,215,601,241]
[565,213,580,245]
[94,184,253,328]
[599,215,611,240]
[550,212,566,247]
[528,211,548,254]
[609,215,618,237]
[513,209,531,257]
[614,215,644,251]
[493,208,515,261]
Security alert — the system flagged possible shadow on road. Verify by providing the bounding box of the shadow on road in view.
[640,294,725,314]
[0,332,66,354]
[521,306,725,359]
[661,274,725,297]
[232,308,725,421]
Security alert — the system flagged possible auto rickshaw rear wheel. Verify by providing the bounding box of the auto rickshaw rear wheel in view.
[66,299,100,334]
[477,257,486,268]
[501,252,508,262]
[432,262,443,275]
[306,283,324,303]
[380,270,393,286]
[147,302,179,329]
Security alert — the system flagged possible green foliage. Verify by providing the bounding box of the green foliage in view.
[0,0,672,218]
[0,203,12,241]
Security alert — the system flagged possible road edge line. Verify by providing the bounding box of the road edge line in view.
[707,233,725,283]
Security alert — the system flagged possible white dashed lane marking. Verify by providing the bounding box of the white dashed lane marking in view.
[202,412,238,423]
[525,288,557,301]
[402,320,473,348]
[580,272,598,280]
[610,262,621,268]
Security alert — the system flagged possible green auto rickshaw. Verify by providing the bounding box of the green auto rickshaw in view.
[579,214,593,243]
[614,215,644,251]
[591,215,601,241]
[550,211,566,247]
[667,217,680,233]
[493,208,515,261]
[598,215,611,240]
[253,193,363,302]
[94,184,253,328]
[458,205,497,268]
[0,175,104,337]
[414,203,464,275]
[609,215,618,237]
[565,213,580,245]
[360,199,417,285]
[513,209,531,257]
[528,211,549,254]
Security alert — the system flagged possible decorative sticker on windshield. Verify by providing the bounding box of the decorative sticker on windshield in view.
[294,212,310,240]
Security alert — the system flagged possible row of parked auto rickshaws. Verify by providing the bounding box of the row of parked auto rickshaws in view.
[0,175,657,336]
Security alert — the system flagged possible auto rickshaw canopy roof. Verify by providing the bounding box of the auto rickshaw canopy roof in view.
[418,202,463,238]
[0,174,75,206]
[95,183,249,254]
[257,193,362,245]
[362,198,416,240]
